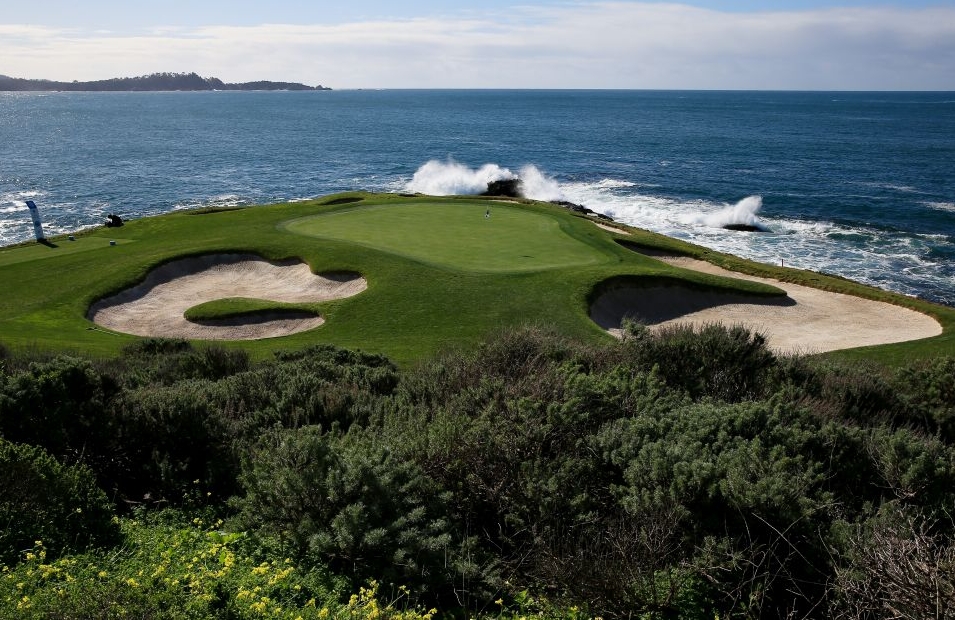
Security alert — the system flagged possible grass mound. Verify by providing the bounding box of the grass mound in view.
[284,202,611,272]
[183,298,322,324]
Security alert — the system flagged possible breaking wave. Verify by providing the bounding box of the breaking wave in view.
[691,195,768,231]
[403,161,952,306]
[405,160,564,201]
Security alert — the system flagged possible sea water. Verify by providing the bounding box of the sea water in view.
[1,90,953,306]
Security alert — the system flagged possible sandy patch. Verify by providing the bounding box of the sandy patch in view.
[591,247,942,354]
[89,254,367,340]
[593,221,630,235]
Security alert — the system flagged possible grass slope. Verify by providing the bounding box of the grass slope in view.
[0,192,950,365]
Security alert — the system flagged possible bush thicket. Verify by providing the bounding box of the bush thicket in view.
[1,327,954,618]
[0,438,119,565]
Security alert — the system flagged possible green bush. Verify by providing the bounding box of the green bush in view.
[621,322,778,401]
[896,356,955,440]
[234,426,476,600]
[113,339,251,388]
[1,327,953,618]
[0,355,118,467]
[0,438,119,565]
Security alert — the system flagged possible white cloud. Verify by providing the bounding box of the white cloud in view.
[1,2,953,89]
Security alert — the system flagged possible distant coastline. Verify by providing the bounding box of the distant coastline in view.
[0,71,330,92]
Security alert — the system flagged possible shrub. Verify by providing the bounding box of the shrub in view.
[0,355,118,465]
[0,511,349,620]
[895,356,955,440]
[234,426,476,600]
[108,380,230,504]
[830,505,955,620]
[0,438,119,565]
[113,339,251,388]
[621,322,777,401]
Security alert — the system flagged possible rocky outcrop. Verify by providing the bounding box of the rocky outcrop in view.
[482,177,616,222]
[722,223,766,232]
[482,178,523,197]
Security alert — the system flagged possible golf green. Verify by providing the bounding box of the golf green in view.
[283,202,611,272]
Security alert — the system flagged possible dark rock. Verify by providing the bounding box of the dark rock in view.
[551,199,615,221]
[104,214,124,228]
[722,223,765,232]
[553,200,590,214]
[483,178,522,197]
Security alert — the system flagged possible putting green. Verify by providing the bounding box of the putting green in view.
[283,202,611,272]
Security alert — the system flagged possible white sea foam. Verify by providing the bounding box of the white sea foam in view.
[518,165,564,201]
[404,160,566,201]
[532,169,954,303]
[925,201,955,213]
[691,195,767,230]
[172,194,245,211]
[0,189,45,209]
[405,160,517,196]
[401,163,953,304]
[594,179,639,189]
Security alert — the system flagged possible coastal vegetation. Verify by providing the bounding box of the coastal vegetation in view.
[0,72,328,91]
[2,329,954,618]
[2,194,954,617]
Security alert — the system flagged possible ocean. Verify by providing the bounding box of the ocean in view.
[1,90,953,306]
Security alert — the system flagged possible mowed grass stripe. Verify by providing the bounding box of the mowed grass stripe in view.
[283,202,612,272]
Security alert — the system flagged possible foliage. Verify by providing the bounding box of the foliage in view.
[895,356,955,440]
[1,512,349,619]
[621,321,778,401]
[234,427,472,600]
[1,328,955,617]
[111,338,252,388]
[0,438,119,566]
[0,355,118,464]
[829,505,955,619]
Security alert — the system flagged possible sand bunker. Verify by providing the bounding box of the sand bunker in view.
[89,254,367,340]
[591,245,942,354]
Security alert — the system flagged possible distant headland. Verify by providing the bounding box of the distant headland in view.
[0,72,330,92]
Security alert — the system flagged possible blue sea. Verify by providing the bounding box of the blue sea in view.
[1,90,953,306]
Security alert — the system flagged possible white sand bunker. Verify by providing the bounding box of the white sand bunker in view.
[89,254,367,340]
[591,251,942,354]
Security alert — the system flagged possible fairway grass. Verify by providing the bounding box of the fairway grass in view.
[0,192,951,365]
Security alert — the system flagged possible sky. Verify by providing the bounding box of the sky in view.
[2,1,954,90]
